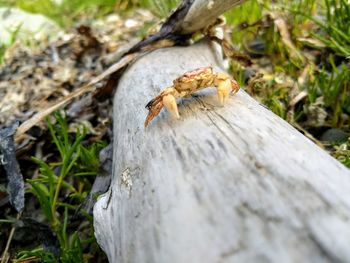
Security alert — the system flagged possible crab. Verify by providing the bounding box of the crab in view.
[144,66,240,127]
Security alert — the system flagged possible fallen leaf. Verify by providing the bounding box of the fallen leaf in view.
[0,122,24,212]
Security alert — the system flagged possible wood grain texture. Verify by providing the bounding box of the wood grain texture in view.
[94,40,350,263]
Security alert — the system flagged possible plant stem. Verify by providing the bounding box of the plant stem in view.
[0,213,21,263]
[51,168,65,228]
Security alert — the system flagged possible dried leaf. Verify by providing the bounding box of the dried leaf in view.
[270,12,305,66]
[15,52,138,140]
[0,122,24,212]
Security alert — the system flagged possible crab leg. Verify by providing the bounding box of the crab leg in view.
[163,94,180,119]
[216,78,232,105]
[215,72,234,105]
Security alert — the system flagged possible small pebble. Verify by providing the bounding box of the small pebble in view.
[320,128,349,142]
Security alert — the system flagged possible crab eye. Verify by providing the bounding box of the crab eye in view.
[145,98,155,109]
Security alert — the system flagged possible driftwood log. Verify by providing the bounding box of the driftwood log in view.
[93,39,350,262]
[127,0,247,53]
[176,0,247,34]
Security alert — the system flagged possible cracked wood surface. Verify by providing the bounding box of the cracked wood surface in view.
[93,40,350,263]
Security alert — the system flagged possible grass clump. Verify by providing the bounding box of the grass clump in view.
[334,137,350,168]
[307,62,350,127]
[9,0,179,27]
[0,24,21,64]
[115,0,179,17]
[17,112,106,262]
[308,0,350,57]
[15,0,117,28]
[225,0,349,167]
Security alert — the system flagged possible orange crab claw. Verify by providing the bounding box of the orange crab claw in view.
[144,96,164,127]
[145,87,179,127]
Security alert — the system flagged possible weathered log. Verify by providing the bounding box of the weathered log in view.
[127,0,247,53]
[93,39,350,263]
[175,0,247,34]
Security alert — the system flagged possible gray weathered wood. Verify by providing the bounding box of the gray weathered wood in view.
[127,0,248,54]
[93,40,350,263]
[175,0,248,34]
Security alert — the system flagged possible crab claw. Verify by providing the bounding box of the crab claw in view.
[217,78,232,105]
[163,94,179,119]
[144,96,164,127]
[144,88,179,127]
[215,73,240,105]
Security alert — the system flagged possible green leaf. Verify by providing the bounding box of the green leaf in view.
[15,247,57,263]
[27,181,53,222]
